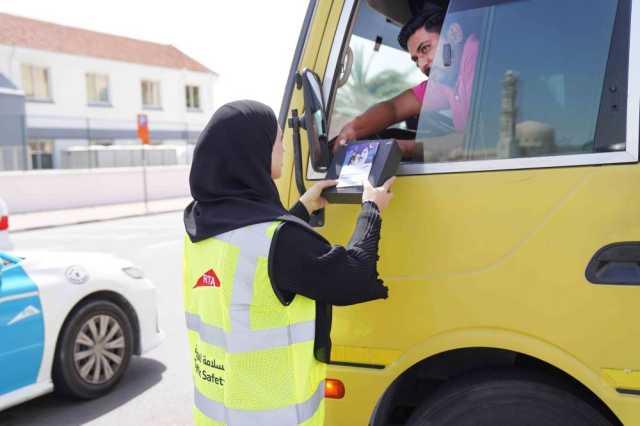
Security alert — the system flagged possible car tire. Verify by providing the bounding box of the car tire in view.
[406,369,615,426]
[53,299,134,399]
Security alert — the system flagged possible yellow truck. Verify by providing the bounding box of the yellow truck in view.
[278,0,639,424]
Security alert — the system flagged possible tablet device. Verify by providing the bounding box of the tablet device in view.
[322,139,401,204]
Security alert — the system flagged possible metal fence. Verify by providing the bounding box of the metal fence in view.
[0,146,27,171]
[0,113,201,172]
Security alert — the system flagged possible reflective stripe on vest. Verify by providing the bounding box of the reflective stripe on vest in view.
[193,380,324,425]
[185,312,315,352]
[183,221,325,426]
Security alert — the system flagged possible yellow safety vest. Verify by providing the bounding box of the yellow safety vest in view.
[183,221,326,426]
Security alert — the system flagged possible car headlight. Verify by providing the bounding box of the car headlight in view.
[122,266,145,279]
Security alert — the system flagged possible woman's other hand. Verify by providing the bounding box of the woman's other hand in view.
[363,177,396,211]
[300,180,338,214]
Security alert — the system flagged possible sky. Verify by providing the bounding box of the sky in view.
[1,0,310,114]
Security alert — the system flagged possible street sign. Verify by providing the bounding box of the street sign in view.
[137,114,150,145]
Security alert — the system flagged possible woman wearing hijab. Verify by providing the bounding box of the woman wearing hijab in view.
[183,100,394,426]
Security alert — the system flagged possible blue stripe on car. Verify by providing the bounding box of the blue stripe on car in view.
[0,254,45,396]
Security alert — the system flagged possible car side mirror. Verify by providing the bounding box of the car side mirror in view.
[299,68,331,172]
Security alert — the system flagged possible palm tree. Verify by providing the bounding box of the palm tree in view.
[334,45,417,118]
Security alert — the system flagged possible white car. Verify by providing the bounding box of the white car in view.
[0,198,11,251]
[0,250,164,411]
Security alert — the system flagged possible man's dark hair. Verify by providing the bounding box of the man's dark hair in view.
[398,5,445,51]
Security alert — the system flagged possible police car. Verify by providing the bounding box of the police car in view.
[0,250,164,411]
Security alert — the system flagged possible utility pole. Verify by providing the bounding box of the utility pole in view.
[137,114,150,213]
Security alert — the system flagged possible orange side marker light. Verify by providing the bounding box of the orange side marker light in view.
[325,379,345,399]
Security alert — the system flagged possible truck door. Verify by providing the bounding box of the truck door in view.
[314,0,637,371]
[0,255,45,395]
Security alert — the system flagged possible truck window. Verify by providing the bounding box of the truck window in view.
[325,0,630,173]
[327,1,424,141]
[418,0,622,163]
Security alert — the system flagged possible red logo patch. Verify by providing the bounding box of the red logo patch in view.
[194,269,221,289]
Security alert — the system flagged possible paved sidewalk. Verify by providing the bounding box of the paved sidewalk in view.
[12,197,191,232]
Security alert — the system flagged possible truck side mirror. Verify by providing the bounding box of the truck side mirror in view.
[299,68,331,172]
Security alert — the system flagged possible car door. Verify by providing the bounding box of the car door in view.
[0,253,45,395]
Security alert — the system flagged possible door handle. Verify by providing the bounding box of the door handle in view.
[586,242,640,285]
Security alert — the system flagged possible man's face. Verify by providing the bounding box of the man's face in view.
[407,26,441,76]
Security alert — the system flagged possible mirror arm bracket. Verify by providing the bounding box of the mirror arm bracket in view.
[288,109,307,197]
[295,71,303,90]
[288,109,325,227]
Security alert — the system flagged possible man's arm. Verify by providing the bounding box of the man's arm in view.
[336,89,421,147]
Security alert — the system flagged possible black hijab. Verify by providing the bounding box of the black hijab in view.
[184,100,289,242]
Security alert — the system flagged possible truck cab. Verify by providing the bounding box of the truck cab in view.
[279,0,639,424]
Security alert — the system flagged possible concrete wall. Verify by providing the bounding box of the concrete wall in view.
[0,166,190,213]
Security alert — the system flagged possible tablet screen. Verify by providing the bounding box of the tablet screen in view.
[337,142,379,188]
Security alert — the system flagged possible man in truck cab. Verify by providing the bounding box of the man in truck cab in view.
[334,4,479,162]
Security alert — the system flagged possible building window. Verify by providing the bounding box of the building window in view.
[21,64,51,101]
[86,73,111,105]
[142,80,162,109]
[186,85,201,110]
[28,140,54,170]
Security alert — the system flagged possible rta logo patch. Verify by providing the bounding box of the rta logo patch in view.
[194,269,221,289]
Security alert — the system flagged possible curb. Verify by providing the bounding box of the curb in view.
[12,208,184,233]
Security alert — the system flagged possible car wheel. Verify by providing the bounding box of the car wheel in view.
[406,369,615,426]
[53,299,133,399]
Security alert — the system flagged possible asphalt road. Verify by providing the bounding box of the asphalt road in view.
[1,212,193,426]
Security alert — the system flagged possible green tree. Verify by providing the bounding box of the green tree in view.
[335,45,416,118]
